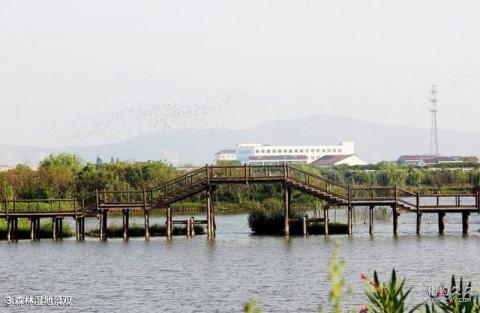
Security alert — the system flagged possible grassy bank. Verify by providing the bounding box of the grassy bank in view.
[248,210,348,235]
[0,219,74,240]
[86,223,205,237]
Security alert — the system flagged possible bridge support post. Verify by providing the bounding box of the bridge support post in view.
[36,218,40,240]
[7,218,13,242]
[123,209,129,240]
[284,185,291,237]
[52,217,58,240]
[30,218,39,241]
[211,187,216,237]
[7,218,17,242]
[76,217,85,241]
[462,212,469,234]
[303,215,308,236]
[347,205,353,235]
[187,218,191,237]
[324,206,329,236]
[206,187,216,238]
[206,189,211,238]
[144,209,150,241]
[58,218,63,240]
[190,217,195,236]
[368,205,374,235]
[438,212,446,235]
[166,207,172,239]
[392,205,399,236]
[99,210,108,241]
[80,217,85,240]
[416,213,422,235]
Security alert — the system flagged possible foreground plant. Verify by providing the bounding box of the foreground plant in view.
[424,276,480,313]
[327,240,347,313]
[244,299,262,313]
[361,269,421,313]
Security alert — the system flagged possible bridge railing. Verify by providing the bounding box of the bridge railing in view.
[350,186,395,202]
[151,167,208,201]
[417,193,478,209]
[286,165,349,199]
[208,165,285,181]
[396,187,418,208]
[95,190,148,207]
[1,198,79,215]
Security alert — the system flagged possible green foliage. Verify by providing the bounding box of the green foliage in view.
[244,299,262,313]
[362,269,421,313]
[85,223,205,237]
[425,276,480,313]
[0,219,73,239]
[327,240,347,313]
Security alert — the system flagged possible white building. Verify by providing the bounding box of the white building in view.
[236,142,355,165]
[312,154,367,167]
[214,149,237,162]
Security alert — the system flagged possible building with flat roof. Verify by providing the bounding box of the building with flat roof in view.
[398,155,478,166]
[236,142,355,165]
[214,149,237,162]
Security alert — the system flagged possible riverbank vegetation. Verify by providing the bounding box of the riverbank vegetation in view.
[0,219,73,239]
[1,154,479,208]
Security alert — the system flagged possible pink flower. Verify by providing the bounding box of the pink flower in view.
[360,305,368,313]
[360,272,368,280]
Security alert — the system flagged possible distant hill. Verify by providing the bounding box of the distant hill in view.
[1,115,479,166]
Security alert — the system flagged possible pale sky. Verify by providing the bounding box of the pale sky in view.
[1,0,479,148]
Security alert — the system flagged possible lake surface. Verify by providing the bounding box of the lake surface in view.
[1,209,480,312]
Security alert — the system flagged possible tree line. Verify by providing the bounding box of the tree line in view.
[1,154,478,203]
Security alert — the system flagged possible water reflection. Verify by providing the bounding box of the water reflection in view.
[1,211,480,312]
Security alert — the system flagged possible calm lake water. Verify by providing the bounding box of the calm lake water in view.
[1,209,480,312]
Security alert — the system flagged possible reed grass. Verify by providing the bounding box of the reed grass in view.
[85,223,205,237]
[248,210,348,235]
[0,219,73,240]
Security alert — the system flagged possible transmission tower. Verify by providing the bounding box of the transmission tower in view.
[429,84,439,156]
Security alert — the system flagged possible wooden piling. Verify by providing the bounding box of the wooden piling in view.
[206,189,213,238]
[30,218,38,241]
[7,218,17,242]
[100,210,108,241]
[438,212,446,235]
[13,218,18,241]
[52,217,58,240]
[187,218,191,237]
[347,205,353,235]
[79,217,85,241]
[209,186,216,238]
[75,217,79,240]
[303,215,307,236]
[7,218,13,242]
[144,209,150,240]
[416,213,422,235]
[166,207,172,239]
[324,206,329,236]
[123,209,129,240]
[392,205,399,236]
[368,205,374,235]
[284,185,291,237]
[190,217,195,236]
[462,212,469,234]
[58,218,63,240]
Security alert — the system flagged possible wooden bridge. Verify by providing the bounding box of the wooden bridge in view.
[1,164,479,241]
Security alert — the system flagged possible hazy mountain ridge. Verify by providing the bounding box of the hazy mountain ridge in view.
[1,115,479,166]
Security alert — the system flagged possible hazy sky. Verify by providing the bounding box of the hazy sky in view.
[1,0,479,148]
